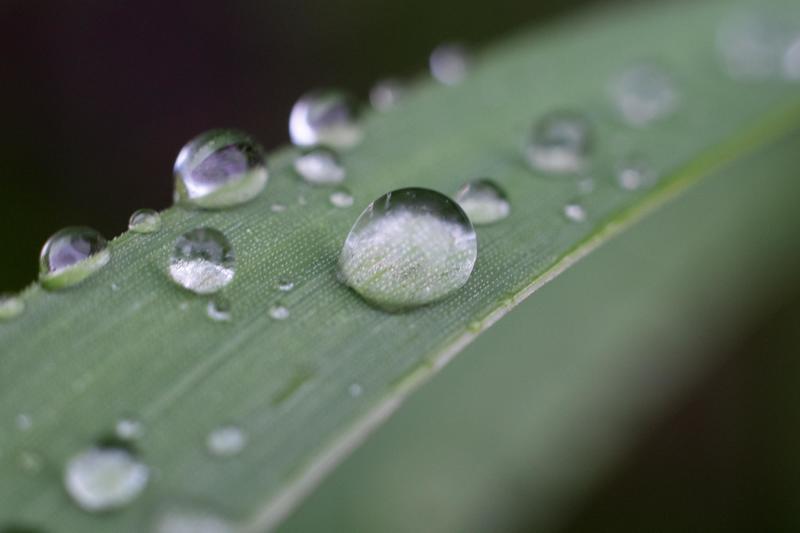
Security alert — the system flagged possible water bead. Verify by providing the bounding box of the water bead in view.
[289,90,363,149]
[168,228,235,294]
[293,146,346,185]
[206,425,247,457]
[128,208,162,234]
[39,227,110,289]
[329,189,354,208]
[369,78,406,111]
[206,297,232,322]
[525,111,592,174]
[63,446,149,512]
[610,64,679,126]
[454,179,510,225]
[429,43,470,86]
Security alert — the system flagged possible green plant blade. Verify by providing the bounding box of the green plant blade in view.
[1,0,799,531]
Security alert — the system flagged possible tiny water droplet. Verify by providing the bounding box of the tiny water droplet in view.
[206,425,247,457]
[16,414,32,431]
[268,305,290,320]
[429,43,470,86]
[370,78,406,111]
[277,280,294,292]
[563,203,587,222]
[348,383,363,397]
[289,90,363,149]
[39,227,110,289]
[153,508,234,533]
[115,418,143,441]
[716,12,796,80]
[616,157,657,191]
[271,203,287,213]
[329,188,354,208]
[610,64,679,126]
[525,111,592,174]
[64,446,149,511]
[339,188,477,310]
[454,179,510,225]
[293,146,346,185]
[0,294,25,321]
[128,209,162,234]
[168,228,235,295]
[206,297,232,322]
[174,129,268,209]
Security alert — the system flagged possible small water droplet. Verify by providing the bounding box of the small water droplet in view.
[348,383,363,397]
[429,43,470,86]
[268,305,290,320]
[277,280,294,292]
[16,414,32,431]
[525,111,592,174]
[563,203,587,222]
[610,64,679,126]
[64,446,149,511]
[206,425,247,457]
[128,209,162,234]
[0,294,25,321]
[339,188,477,310]
[174,130,268,209]
[616,157,657,191]
[206,297,232,322]
[115,418,143,441]
[370,78,406,111]
[454,179,510,225]
[717,12,796,80]
[271,203,287,213]
[293,146,346,185]
[153,507,234,533]
[168,228,235,295]
[39,227,110,289]
[289,90,362,149]
[329,188,354,208]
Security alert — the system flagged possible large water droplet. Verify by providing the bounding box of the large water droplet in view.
[329,188,354,208]
[64,446,149,512]
[716,12,796,80]
[168,228,235,294]
[206,297,232,322]
[616,157,657,191]
[206,425,247,457]
[610,64,679,126]
[289,90,362,149]
[369,78,406,111]
[128,209,162,234]
[0,294,25,321]
[39,227,110,290]
[525,111,592,174]
[293,147,346,185]
[339,188,477,310]
[454,179,510,226]
[174,130,268,209]
[429,43,470,86]
[153,508,234,533]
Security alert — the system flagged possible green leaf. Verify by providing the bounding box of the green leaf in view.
[1,0,799,531]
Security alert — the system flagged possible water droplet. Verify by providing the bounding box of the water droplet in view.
[610,64,679,126]
[289,90,362,149]
[128,209,162,234]
[64,446,149,511]
[115,418,143,441]
[271,203,287,213]
[329,188,354,208]
[153,508,234,533]
[293,146,346,185]
[339,188,477,310]
[370,78,406,111]
[429,43,470,85]
[525,111,592,174]
[206,297,232,322]
[206,425,247,457]
[277,280,294,292]
[168,228,235,295]
[16,414,32,431]
[563,203,587,222]
[716,12,796,80]
[0,294,25,321]
[348,383,363,397]
[616,157,657,191]
[454,179,510,225]
[39,227,110,290]
[174,129,268,209]
[268,305,290,320]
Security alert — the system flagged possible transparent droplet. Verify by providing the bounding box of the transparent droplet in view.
[348,383,363,397]
[206,425,247,457]
[277,280,294,292]
[174,129,268,209]
[370,78,406,111]
[716,12,796,80]
[64,446,149,512]
[563,203,587,222]
[128,209,162,234]
[293,146,346,185]
[270,203,287,213]
[339,188,477,310]
[289,90,362,149]
[429,43,470,86]
[16,413,32,431]
[115,418,143,441]
[168,228,235,294]
[610,64,679,126]
[153,508,234,533]
[206,297,232,322]
[329,188,354,208]
[783,36,800,80]
[0,294,25,321]
[39,227,110,290]
[268,305,290,320]
[454,179,510,225]
[525,111,592,174]
[616,157,657,191]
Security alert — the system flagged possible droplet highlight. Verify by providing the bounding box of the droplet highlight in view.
[206,425,247,457]
[293,146,346,185]
[454,179,510,225]
[339,188,477,310]
[563,203,587,222]
[525,111,592,174]
[429,43,470,86]
[289,90,362,149]
[277,280,294,292]
[115,418,143,441]
[39,227,110,290]
[329,189,354,208]
[64,446,149,512]
[168,228,235,295]
[0,294,25,321]
[610,64,679,126]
